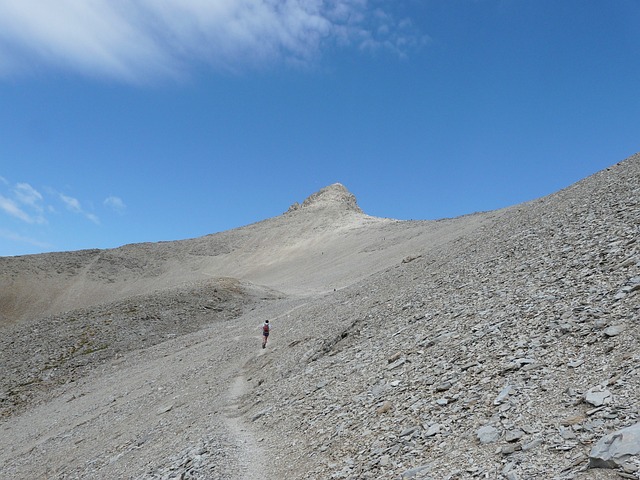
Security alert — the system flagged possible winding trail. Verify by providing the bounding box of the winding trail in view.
[223,374,266,480]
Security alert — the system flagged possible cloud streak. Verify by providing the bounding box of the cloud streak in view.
[104,196,126,213]
[0,178,103,228]
[0,1,425,82]
[0,194,35,223]
[60,193,100,224]
[0,182,46,224]
[14,182,44,211]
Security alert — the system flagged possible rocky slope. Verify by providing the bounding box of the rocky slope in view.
[240,155,640,479]
[0,157,639,479]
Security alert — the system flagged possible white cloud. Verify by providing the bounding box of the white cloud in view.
[0,194,34,223]
[59,192,100,224]
[0,1,424,82]
[104,195,126,213]
[0,180,46,224]
[14,182,44,211]
[59,193,82,213]
[86,213,101,225]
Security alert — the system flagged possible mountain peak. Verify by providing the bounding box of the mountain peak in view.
[286,183,363,214]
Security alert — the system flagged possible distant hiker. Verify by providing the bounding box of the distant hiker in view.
[262,320,270,349]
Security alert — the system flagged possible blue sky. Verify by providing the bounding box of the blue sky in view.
[1,1,639,257]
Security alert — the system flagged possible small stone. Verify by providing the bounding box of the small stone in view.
[387,358,406,370]
[376,401,393,414]
[522,438,543,451]
[251,408,271,422]
[435,382,452,392]
[584,386,613,407]
[388,352,403,364]
[559,427,577,440]
[514,358,536,366]
[494,385,513,405]
[505,429,525,442]
[156,403,174,415]
[401,464,431,479]
[501,444,517,455]
[603,325,624,337]
[400,426,419,437]
[425,424,441,437]
[477,425,501,444]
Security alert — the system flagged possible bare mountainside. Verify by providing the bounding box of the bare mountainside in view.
[1,157,639,479]
[0,183,485,326]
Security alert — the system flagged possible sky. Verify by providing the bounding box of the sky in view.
[1,1,639,257]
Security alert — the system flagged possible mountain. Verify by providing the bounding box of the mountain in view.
[0,155,639,479]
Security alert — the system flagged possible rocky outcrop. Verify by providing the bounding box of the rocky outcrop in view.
[287,183,363,214]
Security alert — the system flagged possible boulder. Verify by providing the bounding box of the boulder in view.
[589,423,640,469]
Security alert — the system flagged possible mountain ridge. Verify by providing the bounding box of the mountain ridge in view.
[0,182,479,325]
[0,153,638,479]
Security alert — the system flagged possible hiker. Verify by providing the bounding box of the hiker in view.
[262,320,270,349]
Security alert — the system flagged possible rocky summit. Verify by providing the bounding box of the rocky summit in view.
[0,154,639,480]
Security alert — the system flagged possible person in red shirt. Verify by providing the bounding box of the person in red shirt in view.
[262,320,270,349]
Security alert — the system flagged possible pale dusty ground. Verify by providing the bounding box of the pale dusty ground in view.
[0,293,307,479]
[1,168,639,480]
[4,184,486,478]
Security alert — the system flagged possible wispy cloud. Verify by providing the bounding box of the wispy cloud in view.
[0,181,47,224]
[60,193,100,224]
[14,182,44,212]
[0,1,425,82]
[0,178,102,227]
[104,195,126,213]
[59,193,82,213]
[0,194,35,223]
[0,179,105,253]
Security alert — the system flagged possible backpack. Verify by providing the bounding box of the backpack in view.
[263,323,270,334]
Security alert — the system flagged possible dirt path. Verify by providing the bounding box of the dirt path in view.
[223,374,266,480]
[0,295,305,479]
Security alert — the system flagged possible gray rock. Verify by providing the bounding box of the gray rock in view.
[425,424,441,437]
[400,426,419,437]
[494,385,513,405]
[401,464,431,478]
[603,325,624,337]
[522,438,543,451]
[435,381,452,392]
[505,429,524,442]
[156,403,174,415]
[589,422,640,469]
[477,425,500,444]
[584,386,613,407]
[387,358,406,370]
